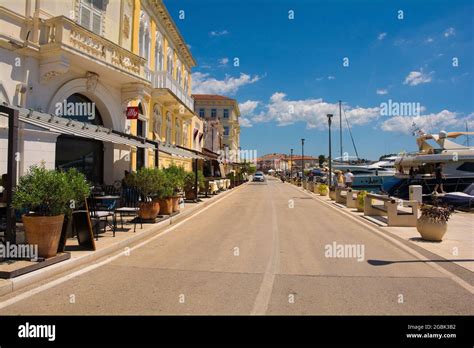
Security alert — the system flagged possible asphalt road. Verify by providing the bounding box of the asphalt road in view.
[1,177,472,315]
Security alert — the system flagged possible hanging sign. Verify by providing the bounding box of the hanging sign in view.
[126,106,139,120]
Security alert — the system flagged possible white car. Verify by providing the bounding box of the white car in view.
[253,172,265,182]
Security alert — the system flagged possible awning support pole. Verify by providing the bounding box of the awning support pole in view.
[0,105,19,244]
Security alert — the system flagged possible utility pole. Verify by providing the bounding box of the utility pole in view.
[339,100,343,160]
[301,138,305,181]
[327,114,333,187]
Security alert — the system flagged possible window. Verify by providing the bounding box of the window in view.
[153,104,162,139]
[223,109,229,118]
[167,47,174,75]
[182,121,189,147]
[184,71,189,92]
[199,108,205,118]
[139,11,150,63]
[166,112,172,143]
[457,162,474,172]
[224,126,230,136]
[155,32,164,71]
[176,60,182,85]
[79,0,104,35]
[175,119,181,146]
[211,109,217,118]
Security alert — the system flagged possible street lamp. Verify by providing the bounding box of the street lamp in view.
[301,138,305,181]
[290,148,293,179]
[327,114,333,187]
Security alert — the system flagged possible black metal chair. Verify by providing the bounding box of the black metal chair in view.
[114,187,143,233]
[88,194,117,240]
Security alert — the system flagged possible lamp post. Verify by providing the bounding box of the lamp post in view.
[289,149,293,179]
[301,138,305,181]
[327,114,333,187]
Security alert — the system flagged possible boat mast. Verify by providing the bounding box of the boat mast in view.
[339,100,343,160]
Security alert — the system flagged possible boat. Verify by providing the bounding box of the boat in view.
[385,131,474,199]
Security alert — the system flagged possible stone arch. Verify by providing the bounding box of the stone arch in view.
[47,78,120,130]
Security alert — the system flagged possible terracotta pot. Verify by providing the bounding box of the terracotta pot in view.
[171,196,180,212]
[158,198,173,215]
[138,201,160,220]
[22,214,64,258]
[417,216,447,241]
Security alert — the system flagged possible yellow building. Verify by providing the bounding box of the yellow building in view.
[0,0,201,183]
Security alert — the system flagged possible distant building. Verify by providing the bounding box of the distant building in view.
[257,153,319,173]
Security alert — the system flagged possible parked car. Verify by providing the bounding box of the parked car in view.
[253,172,265,182]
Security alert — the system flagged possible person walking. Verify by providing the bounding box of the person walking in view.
[336,171,345,188]
[344,169,354,188]
[433,163,446,194]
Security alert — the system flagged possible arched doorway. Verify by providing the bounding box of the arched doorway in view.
[55,93,104,184]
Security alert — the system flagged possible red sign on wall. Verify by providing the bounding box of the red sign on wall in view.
[126,106,139,120]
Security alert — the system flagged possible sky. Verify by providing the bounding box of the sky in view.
[165,0,474,160]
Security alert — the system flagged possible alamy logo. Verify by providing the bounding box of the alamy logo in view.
[324,242,365,262]
[55,100,95,120]
[0,242,38,260]
[18,322,56,341]
[380,99,421,117]
[217,148,257,164]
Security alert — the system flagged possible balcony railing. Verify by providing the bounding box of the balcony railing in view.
[41,16,146,81]
[149,71,194,112]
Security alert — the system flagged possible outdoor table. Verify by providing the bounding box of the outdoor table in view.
[89,195,121,237]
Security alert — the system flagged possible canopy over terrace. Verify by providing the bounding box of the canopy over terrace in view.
[0,104,159,243]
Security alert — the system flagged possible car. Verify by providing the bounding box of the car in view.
[253,172,265,182]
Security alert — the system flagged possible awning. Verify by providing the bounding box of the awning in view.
[1,105,156,149]
[159,142,203,159]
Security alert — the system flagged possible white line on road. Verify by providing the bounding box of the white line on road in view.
[251,186,280,315]
[0,186,244,310]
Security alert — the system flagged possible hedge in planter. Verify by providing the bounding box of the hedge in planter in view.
[184,170,204,200]
[163,165,187,212]
[125,168,164,220]
[13,165,90,258]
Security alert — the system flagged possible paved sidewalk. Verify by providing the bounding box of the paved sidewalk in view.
[0,185,244,296]
[297,184,474,273]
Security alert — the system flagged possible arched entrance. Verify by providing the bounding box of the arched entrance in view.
[55,93,104,184]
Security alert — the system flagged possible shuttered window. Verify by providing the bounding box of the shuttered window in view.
[79,0,104,35]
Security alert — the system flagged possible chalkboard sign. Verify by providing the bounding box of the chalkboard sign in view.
[72,200,96,251]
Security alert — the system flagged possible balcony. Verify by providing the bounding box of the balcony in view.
[149,71,194,112]
[39,16,147,84]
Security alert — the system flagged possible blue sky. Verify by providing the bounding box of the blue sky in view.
[165,0,474,160]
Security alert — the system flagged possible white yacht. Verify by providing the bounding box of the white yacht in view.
[386,131,474,197]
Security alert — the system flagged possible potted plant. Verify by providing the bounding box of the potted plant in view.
[155,172,175,215]
[417,203,453,241]
[184,170,204,200]
[163,165,186,212]
[13,165,90,258]
[125,168,163,220]
[314,182,320,194]
[357,191,368,212]
[318,184,328,196]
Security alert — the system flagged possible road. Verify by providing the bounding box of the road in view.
[1,177,472,315]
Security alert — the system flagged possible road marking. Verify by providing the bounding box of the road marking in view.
[251,184,280,315]
[0,185,245,310]
[291,185,474,294]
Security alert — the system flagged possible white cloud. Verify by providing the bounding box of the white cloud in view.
[327,75,336,80]
[376,89,388,95]
[377,32,387,41]
[425,37,434,43]
[218,57,229,66]
[403,70,434,86]
[210,30,229,37]
[191,72,260,95]
[239,100,259,116]
[381,110,473,134]
[444,27,455,38]
[250,93,380,129]
[239,117,253,128]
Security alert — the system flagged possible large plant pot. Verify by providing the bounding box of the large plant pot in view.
[158,198,173,215]
[329,190,336,200]
[171,196,180,212]
[185,189,197,200]
[22,214,64,258]
[319,188,328,196]
[138,201,160,220]
[416,216,447,241]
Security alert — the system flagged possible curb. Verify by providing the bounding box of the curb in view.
[0,183,247,297]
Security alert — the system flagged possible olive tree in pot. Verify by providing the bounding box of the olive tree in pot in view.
[417,203,454,241]
[163,165,186,212]
[184,170,204,200]
[13,165,90,258]
[357,191,368,212]
[125,168,163,220]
